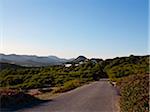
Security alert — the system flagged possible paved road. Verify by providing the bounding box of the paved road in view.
[19,80,118,112]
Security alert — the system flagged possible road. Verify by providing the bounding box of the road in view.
[19,80,118,112]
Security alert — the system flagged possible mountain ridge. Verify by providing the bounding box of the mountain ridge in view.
[0,53,74,67]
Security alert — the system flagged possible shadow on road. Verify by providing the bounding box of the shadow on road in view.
[0,94,52,112]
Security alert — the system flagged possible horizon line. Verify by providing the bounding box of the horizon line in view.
[0,52,149,60]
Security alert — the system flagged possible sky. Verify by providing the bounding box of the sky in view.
[0,0,148,59]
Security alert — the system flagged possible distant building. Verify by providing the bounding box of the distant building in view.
[65,64,72,67]
[79,61,84,65]
[75,64,79,66]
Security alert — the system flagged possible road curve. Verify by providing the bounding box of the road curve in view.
[19,80,118,112]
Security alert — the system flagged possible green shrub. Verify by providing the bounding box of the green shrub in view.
[53,79,82,93]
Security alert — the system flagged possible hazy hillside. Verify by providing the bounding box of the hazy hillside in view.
[0,53,71,67]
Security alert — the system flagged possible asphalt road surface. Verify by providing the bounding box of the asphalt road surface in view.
[19,80,118,112]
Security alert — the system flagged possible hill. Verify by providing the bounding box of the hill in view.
[69,56,87,64]
[0,53,70,67]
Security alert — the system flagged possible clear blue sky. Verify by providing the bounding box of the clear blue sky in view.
[0,0,148,59]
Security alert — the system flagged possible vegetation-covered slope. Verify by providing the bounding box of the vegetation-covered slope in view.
[117,74,149,112]
[102,55,149,112]
[0,61,106,89]
[103,55,149,80]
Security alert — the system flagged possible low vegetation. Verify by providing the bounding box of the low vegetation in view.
[104,55,149,112]
[117,74,149,112]
[53,79,83,93]
[104,55,149,81]
[0,61,106,89]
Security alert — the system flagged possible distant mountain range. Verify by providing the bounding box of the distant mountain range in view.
[0,53,74,67]
[0,53,105,67]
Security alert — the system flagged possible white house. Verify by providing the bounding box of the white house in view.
[65,64,72,67]
[75,64,79,66]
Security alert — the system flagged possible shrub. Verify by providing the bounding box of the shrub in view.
[117,74,149,112]
[53,79,82,93]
